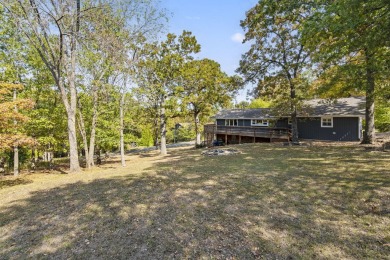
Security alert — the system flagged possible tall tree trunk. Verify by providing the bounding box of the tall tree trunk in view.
[119,92,126,167]
[153,108,159,149]
[65,80,80,172]
[14,0,82,172]
[88,87,98,168]
[194,111,201,146]
[67,18,81,172]
[362,49,375,144]
[13,89,19,176]
[14,146,19,176]
[67,108,80,172]
[160,100,167,155]
[51,70,81,172]
[88,69,108,167]
[77,109,90,169]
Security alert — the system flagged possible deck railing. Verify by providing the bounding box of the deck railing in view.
[204,124,291,140]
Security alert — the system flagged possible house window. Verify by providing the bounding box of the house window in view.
[225,119,238,126]
[321,117,333,127]
[288,118,292,125]
[251,119,269,127]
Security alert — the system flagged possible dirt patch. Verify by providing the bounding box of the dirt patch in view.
[202,148,241,156]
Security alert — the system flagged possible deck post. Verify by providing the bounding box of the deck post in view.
[203,124,291,145]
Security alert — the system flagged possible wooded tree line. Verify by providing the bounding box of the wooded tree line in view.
[1,0,389,175]
[0,0,240,174]
[238,0,390,143]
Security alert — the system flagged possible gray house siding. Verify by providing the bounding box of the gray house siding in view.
[298,117,360,141]
[243,120,251,126]
[275,118,289,128]
[210,98,365,143]
[216,119,225,126]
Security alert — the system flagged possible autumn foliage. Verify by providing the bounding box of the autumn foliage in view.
[0,82,34,151]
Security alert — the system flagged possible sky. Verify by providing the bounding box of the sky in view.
[161,0,258,102]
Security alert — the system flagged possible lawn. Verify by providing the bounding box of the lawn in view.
[0,143,389,259]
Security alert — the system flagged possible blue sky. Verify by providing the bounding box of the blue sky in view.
[161,0,258,102]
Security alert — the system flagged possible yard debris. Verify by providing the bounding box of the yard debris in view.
[202,148,241,156]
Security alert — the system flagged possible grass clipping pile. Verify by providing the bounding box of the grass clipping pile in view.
[202,148,241,156]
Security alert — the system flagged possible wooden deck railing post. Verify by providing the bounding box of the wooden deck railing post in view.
[203,124,290,144]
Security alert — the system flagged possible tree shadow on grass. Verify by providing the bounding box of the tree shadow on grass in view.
[143,146,390,258]
[0,178,33,189]
[0,145,389,259]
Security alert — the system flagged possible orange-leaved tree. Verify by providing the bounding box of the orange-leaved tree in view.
[0,82,34,175]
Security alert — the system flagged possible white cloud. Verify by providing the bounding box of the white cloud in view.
[231,33,245,43]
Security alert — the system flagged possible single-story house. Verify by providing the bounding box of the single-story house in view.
[204,97,365,145]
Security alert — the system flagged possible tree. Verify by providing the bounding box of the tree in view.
[76,5,125,169]
[2,0,166,170]
[235,101,250,109]
[107,0,167,166]
[94,85,120,153]
[137,31,200,155]
[375,80,390,132]
[238,1,312,142]
[248,98,272,109]
[0,5,29,175]
[1,4,69,163]
[119,77,130,167]
[2,0,89,172]
[302,0,390,143]
[0,82,34,175]
[181,59,240,146]
[134,86,161,148]
[21,43,69,162]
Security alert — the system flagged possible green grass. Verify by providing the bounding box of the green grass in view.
[0,143,389,259]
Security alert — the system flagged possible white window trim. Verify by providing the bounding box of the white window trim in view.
[321,117,333,128]
[225,119,238,126]
[251,119,269,127]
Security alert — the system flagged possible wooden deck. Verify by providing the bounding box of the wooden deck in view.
[204,124,291,146]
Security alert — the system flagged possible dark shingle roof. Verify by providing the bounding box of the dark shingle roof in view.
[301,97,365,116]
[215,97,365,119]
[214,108,274,119]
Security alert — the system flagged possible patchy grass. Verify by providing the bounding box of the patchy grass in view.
[0,144,389,259]
[0,178,33,189]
